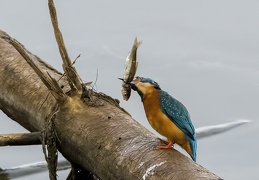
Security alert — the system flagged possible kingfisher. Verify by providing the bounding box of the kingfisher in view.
[130,76,197,161]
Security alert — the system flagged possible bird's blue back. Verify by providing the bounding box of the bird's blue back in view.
[158,90,197,161]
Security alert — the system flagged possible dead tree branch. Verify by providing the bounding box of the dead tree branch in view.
[48,0,82,92]
[0,132,41,146]
[0,29,222,180]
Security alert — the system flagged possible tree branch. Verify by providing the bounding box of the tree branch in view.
[0,132,41,146]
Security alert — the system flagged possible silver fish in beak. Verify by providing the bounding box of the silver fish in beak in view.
[119,38,142,101]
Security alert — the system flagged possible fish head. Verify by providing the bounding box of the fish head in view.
[118,78,132,101]
[121,82,131,101]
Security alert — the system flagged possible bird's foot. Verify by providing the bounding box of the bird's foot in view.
[157,138,169,145]
[156,141,174,149]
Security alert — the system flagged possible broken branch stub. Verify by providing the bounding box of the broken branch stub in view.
[48,0,82,92]
[7,37,67,104]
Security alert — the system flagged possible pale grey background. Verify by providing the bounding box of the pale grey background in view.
[0,0,258,179]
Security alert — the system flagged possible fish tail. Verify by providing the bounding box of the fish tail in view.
[134,37,142,48]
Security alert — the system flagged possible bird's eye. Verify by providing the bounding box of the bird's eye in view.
[136,76,142,80]
[152,81,158,85]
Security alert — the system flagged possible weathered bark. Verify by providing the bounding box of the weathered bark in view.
[0,30,222,179]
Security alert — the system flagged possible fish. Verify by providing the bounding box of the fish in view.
[119,37,142,101]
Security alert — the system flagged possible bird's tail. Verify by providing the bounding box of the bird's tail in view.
[183,134,197,161]
[189,133,197,162]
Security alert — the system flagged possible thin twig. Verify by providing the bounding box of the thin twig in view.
[72,54,81,65]
[92,68,99,91]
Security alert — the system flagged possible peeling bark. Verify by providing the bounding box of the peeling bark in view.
[0,30,222,179]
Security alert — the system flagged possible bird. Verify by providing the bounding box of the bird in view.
[130,76,197,161]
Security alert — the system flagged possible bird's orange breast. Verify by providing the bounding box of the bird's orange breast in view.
[142,88,186,145]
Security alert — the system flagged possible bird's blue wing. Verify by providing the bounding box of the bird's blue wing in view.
[158,90,196,140]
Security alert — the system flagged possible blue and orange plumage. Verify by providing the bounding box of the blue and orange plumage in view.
[131,76,197,161]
